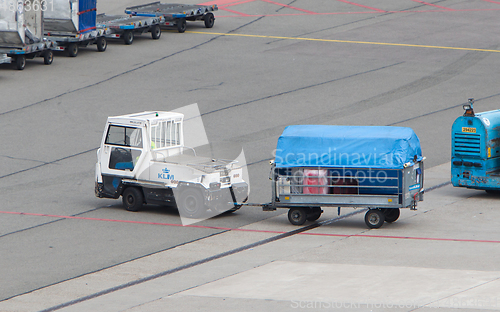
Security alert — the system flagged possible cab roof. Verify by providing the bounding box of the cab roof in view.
[107,111,184,126]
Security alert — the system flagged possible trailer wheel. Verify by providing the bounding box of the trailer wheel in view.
[122,187,143,212]
[306,207,322,221]
[97,37,107,52]
[178,188,206,218]
[383,208,400,223]
[177,18,186,33]
[365,209,385,229]
[204,13,214,28]
[123,31,134,45]
[68,43,78,57]
[43,50,53,65]
[151,24,161,39]
[15,55,26,70]
[288,207,307,225]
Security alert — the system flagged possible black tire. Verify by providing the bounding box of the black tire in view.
[122,187,143,212]
[177,18,186,33]
[365,209,385,229]
[178,188,206,218]
[383,208,400,223]
[123,31,134,45]
[97,37,107,52]
[204,13,214,28]
[288,207,307,226]
[68,43,78,57]
[485,190,500,195]
[15,55,26,70]
[151,24,161,39]
[43,50,53,65]
[306,207,322,222]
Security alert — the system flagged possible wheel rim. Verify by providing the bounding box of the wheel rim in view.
[184,195,199,214]
[368,213,380,225]
[291,211,301,222]
[126,194,135,206]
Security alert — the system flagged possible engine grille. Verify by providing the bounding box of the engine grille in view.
[454,133,481,157]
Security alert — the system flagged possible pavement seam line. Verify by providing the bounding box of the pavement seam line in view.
[38,209,364,312]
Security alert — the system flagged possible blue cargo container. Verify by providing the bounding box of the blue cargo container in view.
[451,99,500,192]
[261,125,425,229]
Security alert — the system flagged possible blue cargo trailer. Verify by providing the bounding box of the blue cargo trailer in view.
[451,99,500,192]
[256,125,425,229]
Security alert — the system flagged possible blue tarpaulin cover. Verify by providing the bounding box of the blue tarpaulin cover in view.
[79,0,97,34]
[275,125,423,169]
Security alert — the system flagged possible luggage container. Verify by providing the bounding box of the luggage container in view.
[96,14,164,45]
[451,99,500,192]
[44,0,108,57]
[257,125,425,229]
[0,0,55,70]
[125,2,218,33]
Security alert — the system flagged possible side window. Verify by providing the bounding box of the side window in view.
[105,126,143,170]
[108,147,142,171]
[106,126,143,148]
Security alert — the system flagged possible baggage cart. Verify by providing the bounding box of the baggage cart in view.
[96,14,164,45]
[254,125,425,229]
[0,0,56,70]
[44,0,108,56]
[125,2,218,33]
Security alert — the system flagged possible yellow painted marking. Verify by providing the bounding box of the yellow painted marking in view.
[488,147,491,158]
[388,198,392,202]
[285,196,290,200]
[187,31,500,53]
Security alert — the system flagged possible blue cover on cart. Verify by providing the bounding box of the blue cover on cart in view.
[275,125,422,169]
[79,0,97,33]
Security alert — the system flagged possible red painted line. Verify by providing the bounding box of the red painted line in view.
[411,0,455,10]
[260,0,316,13]
[483,0,500,4]
[198,0,248,5]
[219,7,252,16]
[336,0,386,12]
[220,0,256,8]
[4,210,500,244]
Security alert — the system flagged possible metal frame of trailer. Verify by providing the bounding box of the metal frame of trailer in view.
[0,54,11,65]
[96,14,164,45]
[125,2,218,33]
[256,162,425,229]
[0,39,56,70]
[45,27,109,57]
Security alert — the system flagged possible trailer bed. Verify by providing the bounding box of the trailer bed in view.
[46,27,109,57]
[96,14,164,44]
[0,39,56,70]
[125,2,218,33]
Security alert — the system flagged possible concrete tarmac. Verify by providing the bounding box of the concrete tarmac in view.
[1,163,500,311]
